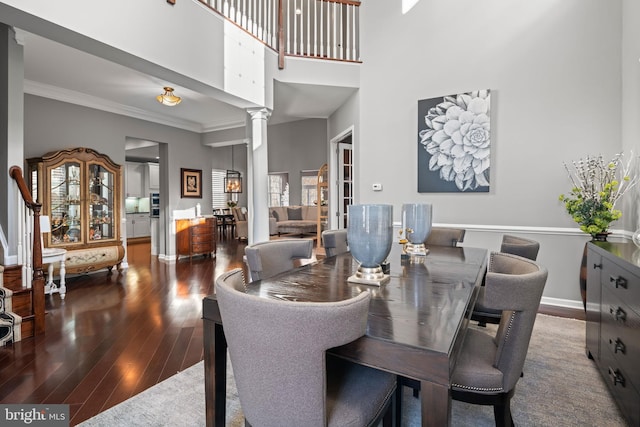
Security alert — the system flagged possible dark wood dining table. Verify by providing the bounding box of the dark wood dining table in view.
[202,243,488,426]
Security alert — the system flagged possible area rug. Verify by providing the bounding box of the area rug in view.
[79,314,626,426]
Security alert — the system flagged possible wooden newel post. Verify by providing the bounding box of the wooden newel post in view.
[9,165,46,335]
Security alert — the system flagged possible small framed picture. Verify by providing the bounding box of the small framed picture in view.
[181,168,202,198]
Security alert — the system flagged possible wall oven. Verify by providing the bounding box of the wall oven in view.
[150,192,160,218]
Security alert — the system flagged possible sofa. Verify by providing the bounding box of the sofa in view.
[270,206,319,236]
[232,207,278,240]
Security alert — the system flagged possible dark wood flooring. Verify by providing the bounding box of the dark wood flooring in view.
[0,238,248,425]
[0,238,583,426]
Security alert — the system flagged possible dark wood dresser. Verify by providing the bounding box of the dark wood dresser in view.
[586,241,640,426]
[176,217,217,259]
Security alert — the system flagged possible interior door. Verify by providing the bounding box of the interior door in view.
[337,141,353,229]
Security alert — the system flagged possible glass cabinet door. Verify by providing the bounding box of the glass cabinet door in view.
[49,162,82,246]
[88,163,115,241]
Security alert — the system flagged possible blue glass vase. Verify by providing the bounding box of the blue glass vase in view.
[401,203,432,256]
[347,204,393,286]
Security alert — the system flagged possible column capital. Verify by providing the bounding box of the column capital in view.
[247,107,272,121]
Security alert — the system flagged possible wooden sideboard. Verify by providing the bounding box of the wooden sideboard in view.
[586,241,640,426]
[176,217,217,259]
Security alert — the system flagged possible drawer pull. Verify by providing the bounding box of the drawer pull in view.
[609,306,627,322]
[593,263,603,270]
[609,276,627,289]
[609,337,626,354]
[608,367,625,387]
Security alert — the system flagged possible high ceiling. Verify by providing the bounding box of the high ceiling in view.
[20,30,357,148]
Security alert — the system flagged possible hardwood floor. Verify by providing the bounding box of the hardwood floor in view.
[0,237,583,426]
[0,238,248,426]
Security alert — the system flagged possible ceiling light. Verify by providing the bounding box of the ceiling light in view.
[156,86,181,106]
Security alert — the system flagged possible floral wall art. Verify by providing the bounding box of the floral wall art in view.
[417,90,491,192]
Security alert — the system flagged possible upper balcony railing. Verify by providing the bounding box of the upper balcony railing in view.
[198,0,361,68]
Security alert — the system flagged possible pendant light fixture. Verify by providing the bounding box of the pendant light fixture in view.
[156,86,182,106]
[224,145,243,193]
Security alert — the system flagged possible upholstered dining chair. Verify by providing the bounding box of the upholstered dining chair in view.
[215,268,396,427]
[322,229,348,257]
[425,227,466,247]
[244,238,314,282]
[472,234,540,326]
[450,251,548,426]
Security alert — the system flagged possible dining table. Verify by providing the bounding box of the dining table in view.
[202,242,488,426]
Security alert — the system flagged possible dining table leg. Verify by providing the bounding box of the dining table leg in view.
[420,380,452,426]
[204,320,228,427]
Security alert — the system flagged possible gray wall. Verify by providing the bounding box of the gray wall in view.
[621,0,640,232]
[268,119,328,206]
[345,0,628,306]
[24,94,212,257]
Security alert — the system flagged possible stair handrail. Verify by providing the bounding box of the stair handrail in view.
[9,166,45,335]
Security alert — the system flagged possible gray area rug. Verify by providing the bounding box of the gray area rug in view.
[79,314,626,426]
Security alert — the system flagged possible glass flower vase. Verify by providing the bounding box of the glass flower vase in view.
[402,203,432,256]
[347,204,393,286]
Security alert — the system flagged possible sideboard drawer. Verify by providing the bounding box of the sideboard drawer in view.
[601,285,640,390]
[192,233,213,244]
[602,257,640,316]
[598,344,640,427]
[192,225,214,235]
[191,243,213,254]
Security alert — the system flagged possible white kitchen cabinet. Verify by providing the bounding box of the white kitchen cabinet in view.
[147,162,159,190]
[125,162,145,198]
[127,213,151,238]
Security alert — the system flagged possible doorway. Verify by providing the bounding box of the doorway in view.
[331,131,353,229]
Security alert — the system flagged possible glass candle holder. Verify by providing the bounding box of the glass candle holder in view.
[347,204,393,286]
[401,203,432,256]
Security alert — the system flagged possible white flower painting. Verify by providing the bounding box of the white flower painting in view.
[417,89,491,192]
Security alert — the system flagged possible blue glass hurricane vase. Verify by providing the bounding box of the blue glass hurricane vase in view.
[401,203,432,256]
[347,204,393,286]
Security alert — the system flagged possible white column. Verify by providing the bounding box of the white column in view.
[246,107,272,244]
[1,25,25,265]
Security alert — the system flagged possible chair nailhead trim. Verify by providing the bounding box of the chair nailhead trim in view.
[452,383,504,392]
[502,312,516,342]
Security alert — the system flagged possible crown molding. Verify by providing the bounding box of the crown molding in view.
[24,79,206,133]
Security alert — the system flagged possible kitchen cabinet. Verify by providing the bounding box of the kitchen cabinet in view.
[125,162,144,197]
[126,213,151,238]
[147,162,159,191]
[28,147,124,274]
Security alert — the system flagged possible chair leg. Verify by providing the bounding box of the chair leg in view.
[493,397,514,427]
[382,397,394,427]
[395,380,403,427]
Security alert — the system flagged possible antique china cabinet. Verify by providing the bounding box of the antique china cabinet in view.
[28,147,124,274]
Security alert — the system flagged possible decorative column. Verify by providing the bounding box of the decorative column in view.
[246,108,272,244]
[0,25,25,265]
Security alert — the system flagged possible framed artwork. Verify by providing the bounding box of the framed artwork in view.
[417,89,491,193]
[181,168,202,198]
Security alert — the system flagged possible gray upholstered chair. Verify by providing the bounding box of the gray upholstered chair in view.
[244,238,314,282]
[215,268,396,427]
[472,235,540,326]
[322,229,348,257]
[500,234,540,260]
[451,251,548,426]
[425,227,466,247]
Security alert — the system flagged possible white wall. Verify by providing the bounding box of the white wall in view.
[353,0,626,308]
